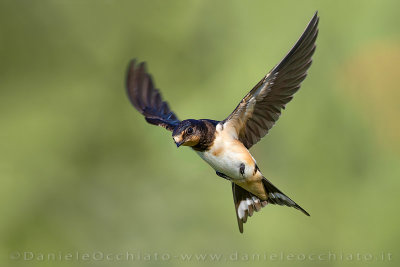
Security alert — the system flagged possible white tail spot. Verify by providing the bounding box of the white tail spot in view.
[237,197,267,219]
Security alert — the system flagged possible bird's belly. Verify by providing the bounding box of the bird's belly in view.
[196,142,256,180]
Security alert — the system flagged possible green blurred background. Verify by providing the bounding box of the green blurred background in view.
[1,0,399,266]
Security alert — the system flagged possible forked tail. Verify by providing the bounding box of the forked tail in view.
[232,177,309,233]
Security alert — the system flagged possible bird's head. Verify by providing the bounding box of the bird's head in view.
[172,119,202,147]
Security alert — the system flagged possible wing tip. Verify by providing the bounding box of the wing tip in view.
[127,58,148,77]
[311,10,319,23]
[126,58,150,110]
[126,58,147,78]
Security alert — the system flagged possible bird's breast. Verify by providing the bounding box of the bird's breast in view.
[196,132,256,180]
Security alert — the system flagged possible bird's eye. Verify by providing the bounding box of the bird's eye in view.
[187,127,193,134]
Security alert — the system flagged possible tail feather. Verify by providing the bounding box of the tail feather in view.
[262,177,310,216]
[232,177,309,233]
[232,183,267,233]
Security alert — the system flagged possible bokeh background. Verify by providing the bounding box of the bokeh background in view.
[1,0,399,266]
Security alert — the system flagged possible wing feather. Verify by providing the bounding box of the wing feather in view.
[126,60,180,131]
[222,12,319,148]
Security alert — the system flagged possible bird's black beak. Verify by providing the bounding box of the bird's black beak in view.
[175,140,183,147]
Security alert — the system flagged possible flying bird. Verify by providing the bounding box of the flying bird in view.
[126,12,319,233]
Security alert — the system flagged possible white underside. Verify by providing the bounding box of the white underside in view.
[196,125,256,179]
[196,150,250,179]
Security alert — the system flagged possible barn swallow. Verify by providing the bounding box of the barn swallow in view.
[126,12,319,233]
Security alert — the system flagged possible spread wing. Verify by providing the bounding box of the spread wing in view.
[126,60,180,131]
[221,12,319,149]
